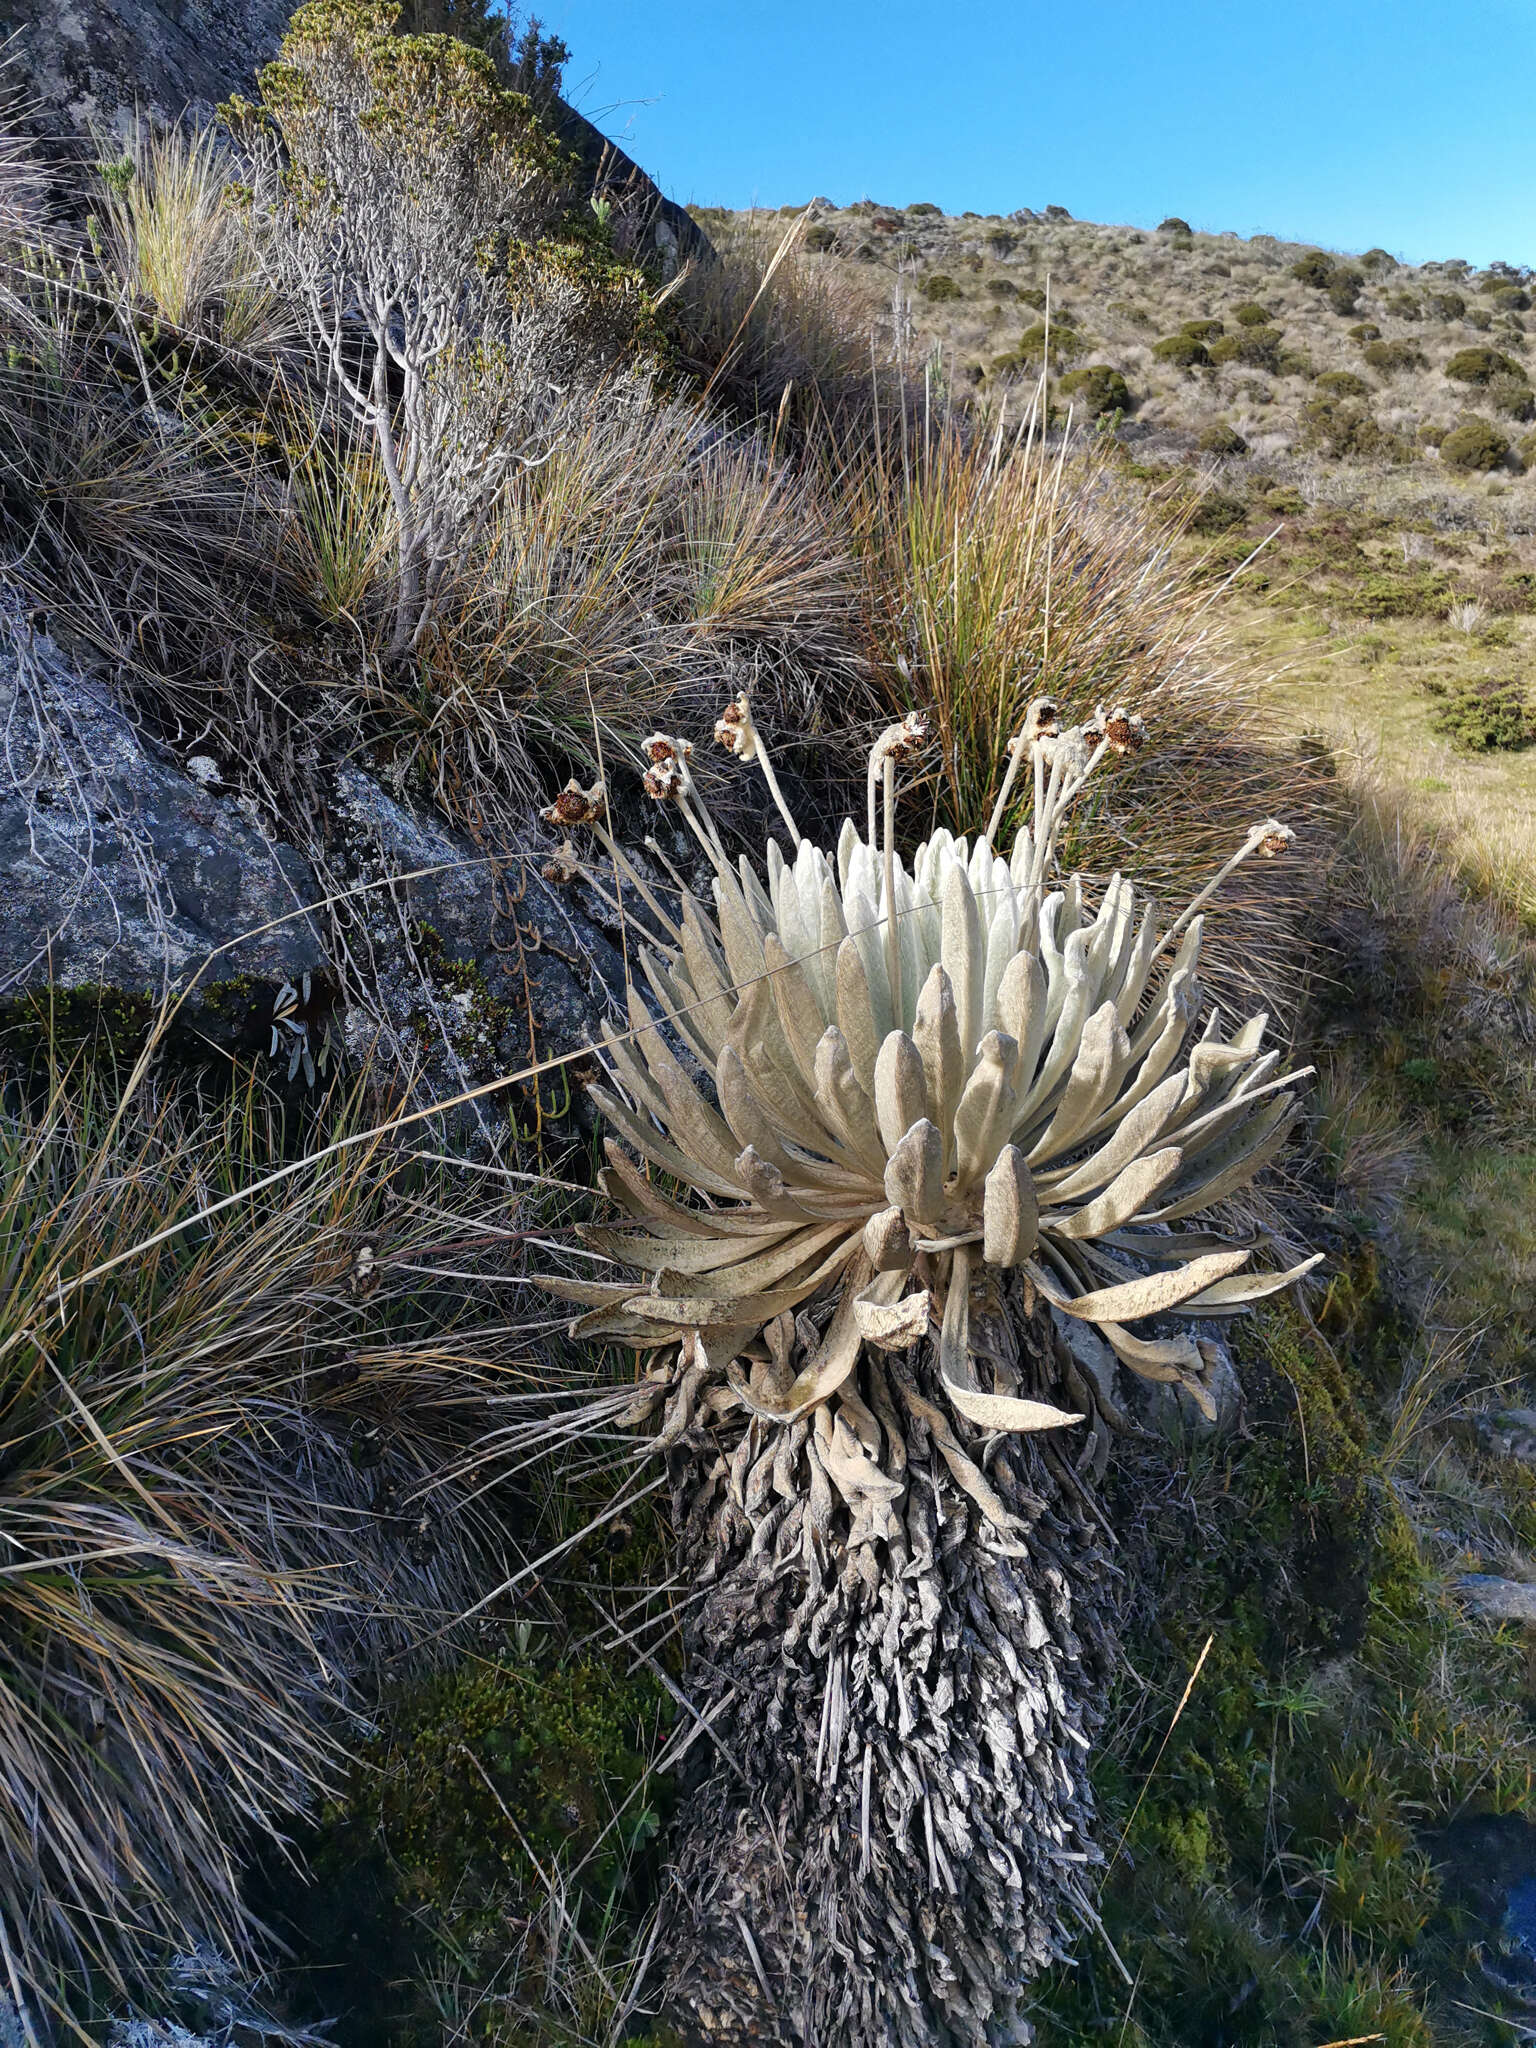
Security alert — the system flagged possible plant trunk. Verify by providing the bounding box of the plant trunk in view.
[652,1295,1119,2047]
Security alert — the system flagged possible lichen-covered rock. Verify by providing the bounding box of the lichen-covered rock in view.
[0,590,326,1015]
[0,588,632,1100]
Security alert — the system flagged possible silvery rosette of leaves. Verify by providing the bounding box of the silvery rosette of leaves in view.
[539,692,1316,1471]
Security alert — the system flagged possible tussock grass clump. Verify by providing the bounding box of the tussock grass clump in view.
[845,408,1330,1011]
[95,124,289,351]
[0,1056,532,2031]
[670,209,902,444]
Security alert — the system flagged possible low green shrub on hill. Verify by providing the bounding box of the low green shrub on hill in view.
[1057,362,1132,416]
[1154,331,1211,368]
[1440,417,1512,471]
[1430,676,1536,750]
[1446,345,1524,385]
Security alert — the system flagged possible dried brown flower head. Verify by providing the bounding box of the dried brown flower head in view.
[541,777,606,829]
[1103,706,1147,756]
[541,839,582,885]
[1023,695,1061,742]
[644,733,692,766]
[714,693,759,762]
[1256,819,1295,858]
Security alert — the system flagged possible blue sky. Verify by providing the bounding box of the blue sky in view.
[533,0,1535,267]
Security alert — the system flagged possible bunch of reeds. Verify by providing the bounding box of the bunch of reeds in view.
[842,404,1337,1015]
[0,1055,536,2036]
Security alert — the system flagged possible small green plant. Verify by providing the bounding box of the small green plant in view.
[1349,320,1382,342]
[1232,300,1275,326]
[1179,317,1224,341]
[1425,288,1466,319]
[908,200,942,216]
[804,221,837,253]
[1446,344,1524,385]
[1197,420,1248,456]
[1315,369,1370,399]
[1152,332,1211,369]
[1188,489,1247,530]
[1056,362,1131,416]
[1439,415,1511,470]
[1430,676,1535,749]
[920,271,962,301]
[1157,216,1192,234]
[1291,249,1336,287]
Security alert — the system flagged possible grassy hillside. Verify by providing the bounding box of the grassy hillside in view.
[698,201,1536,908]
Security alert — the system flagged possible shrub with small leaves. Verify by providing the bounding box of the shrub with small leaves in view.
[921,272,962,301]
[1299,393,1399,460]
[1361,246,1398,272]
[1327,270,1364,315]
[1157,216,1192,234]
[1001,320,1084,368]
[908,200,942,216]
[1430,676,1535,750]
[804,222,837,253]
[1349,322,1382,343]
[1180,317,1224,342]
[1056,363,1131,417]
[1232,301,1275,327]
[1315,369,1371,399]
[1209,327,1284,372]
[1426,289,1466,320]
[1362,338,1425,374]
[1446,345,1524,386]
[1291,249,1336,288]
[1153,332,1211,369]
[1486,372,1536,419]
[1439,416,1511,471]
[1197,420,1248,456]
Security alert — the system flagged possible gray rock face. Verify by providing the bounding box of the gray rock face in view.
[5,0,295,140]
[1459,1574,1536,1625]
[0,587,631,1106]
[0,590,326,1006]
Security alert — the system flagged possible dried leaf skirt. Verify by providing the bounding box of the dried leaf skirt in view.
[652,1320,1118,2047]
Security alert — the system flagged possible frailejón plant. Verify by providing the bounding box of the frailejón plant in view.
[538,693,1316,2046]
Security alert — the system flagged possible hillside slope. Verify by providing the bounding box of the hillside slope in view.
[701,200,1536,906]
[700,200,1534,466]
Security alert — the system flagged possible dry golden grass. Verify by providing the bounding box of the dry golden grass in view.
[1224,594,1536,920]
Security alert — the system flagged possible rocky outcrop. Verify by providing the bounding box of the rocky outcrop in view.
[0,588,633,1113]
[0,590,326,1005]
[5,0,709,274]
